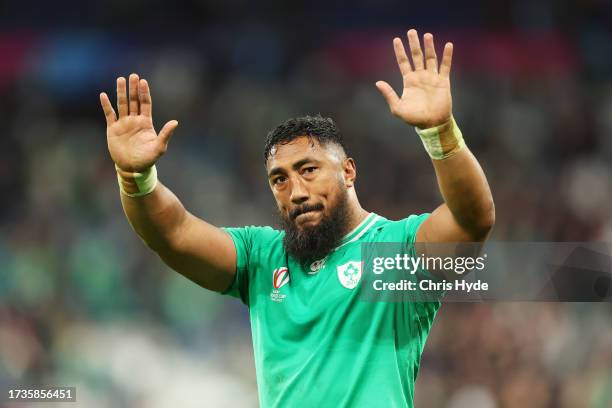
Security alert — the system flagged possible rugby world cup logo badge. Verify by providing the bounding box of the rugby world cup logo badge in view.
[273,267,290,289]
[271,267,289,302]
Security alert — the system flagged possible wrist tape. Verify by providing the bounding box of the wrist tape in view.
[115,164,158,197]
[416,116,465,160]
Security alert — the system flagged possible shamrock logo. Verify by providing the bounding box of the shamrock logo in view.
[337,261,362,289]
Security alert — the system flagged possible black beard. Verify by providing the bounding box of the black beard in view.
[278,188,351,265]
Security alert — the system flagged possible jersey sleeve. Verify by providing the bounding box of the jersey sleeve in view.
[404,213,428,245]
[220,226,260,305]
[220,225,279,306]
[402,214,444,311]
[403,213,444,283]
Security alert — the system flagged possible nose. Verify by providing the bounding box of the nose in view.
[289,176,309,205]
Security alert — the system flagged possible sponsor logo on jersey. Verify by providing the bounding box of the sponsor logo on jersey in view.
[271,267,289,302]
[309,257,326,274]
[337,261,362,289]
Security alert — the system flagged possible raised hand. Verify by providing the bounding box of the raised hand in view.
[376,29,453,129]
[100,74,178,172]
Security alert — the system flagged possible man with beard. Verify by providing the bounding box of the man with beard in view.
[101,29,494,407]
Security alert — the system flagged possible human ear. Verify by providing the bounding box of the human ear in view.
[343,158,357,188]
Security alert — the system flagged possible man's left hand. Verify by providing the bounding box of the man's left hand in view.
[376,29,454,129]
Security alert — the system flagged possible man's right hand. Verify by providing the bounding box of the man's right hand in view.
[100,73,178,172]
[101,73,237,293]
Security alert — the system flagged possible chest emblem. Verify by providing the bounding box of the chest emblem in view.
[337,261,362,289]
[309,257,326,274]
[273,267,290,289]
[271,267,290,303]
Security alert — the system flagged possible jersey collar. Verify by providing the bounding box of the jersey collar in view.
[335,212,379,250]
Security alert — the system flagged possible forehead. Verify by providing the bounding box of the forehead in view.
[266,136,332,169]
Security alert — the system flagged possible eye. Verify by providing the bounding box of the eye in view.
[272,176,287,185]
[302,166,318,175]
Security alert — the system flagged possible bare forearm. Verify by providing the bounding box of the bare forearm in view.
[376,29,494,244]
[117,175,238,291]
[120,181,187,252]
[431,147,495,238]
[102,74,237,292]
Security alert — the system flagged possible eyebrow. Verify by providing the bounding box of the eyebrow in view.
[268,157,321,178]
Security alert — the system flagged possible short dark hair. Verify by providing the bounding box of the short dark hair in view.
[264,114,347,163]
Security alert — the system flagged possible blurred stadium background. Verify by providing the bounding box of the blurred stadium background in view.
[1,0,611,407]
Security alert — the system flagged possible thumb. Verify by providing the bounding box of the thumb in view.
[375,81,400,114]
[158,120,179,150]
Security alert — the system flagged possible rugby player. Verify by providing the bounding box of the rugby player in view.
[99,29,494,407]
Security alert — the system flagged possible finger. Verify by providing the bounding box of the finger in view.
[117,77,128,118]
[158,120,179,150]
[407,29,424,71]
[423,33,438,73]
[99,92,117,126]
[375,81,400,114]
[393,38,412,76]
[139,79,152,117]
[440,42,453,78]
[128,73,140,116]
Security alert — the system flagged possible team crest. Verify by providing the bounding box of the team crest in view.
[337,261,362,289]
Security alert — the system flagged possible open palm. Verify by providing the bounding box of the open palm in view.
[100,74,178,172]
[376,29,453,129]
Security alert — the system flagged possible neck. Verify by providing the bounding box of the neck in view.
[344,201,370,237]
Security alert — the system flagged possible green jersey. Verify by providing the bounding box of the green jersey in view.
[222,212,440,408]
